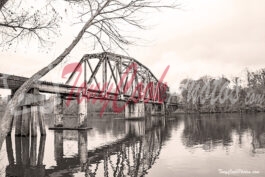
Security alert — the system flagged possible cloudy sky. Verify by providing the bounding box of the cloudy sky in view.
[1,0,265,95]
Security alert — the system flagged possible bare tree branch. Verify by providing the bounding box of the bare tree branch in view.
[0,0,8,10]
[0,0,60,46]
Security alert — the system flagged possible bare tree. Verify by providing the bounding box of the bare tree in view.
[0,0,60,46]
[0,0,177,144]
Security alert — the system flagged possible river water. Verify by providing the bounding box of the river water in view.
[0,113,265,177]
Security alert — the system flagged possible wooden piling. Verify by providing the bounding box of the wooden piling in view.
[30,137,37,166]
[7,115,14,135]
[31,106,38,137]
[38,106,46,135]
[7,94,14,135]
[6,135,15,165]
[15,107,22,136]
[37,135,46,165]
[78,131,88,171]
[21,137,30,165]
[21,106,30,136]
[15,136,22,165]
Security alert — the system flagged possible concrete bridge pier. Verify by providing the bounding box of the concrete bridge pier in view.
[51,95,90,129]
[54,130,64,165]
[78,131,88,171]
[125,102,145,119]
[53,130,88,169]
[125,102,165,119]
[151,103,165,115]
[78,97,88,128]
[54,95,64,127]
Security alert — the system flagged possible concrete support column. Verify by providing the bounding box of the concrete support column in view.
[54,95,63,127]
[54,130,63,164]
[151,104,156,115]
[125,103,132,118]
[161,103,165,115]
[151,103,165,115]
[125,102,145,119]
[78,97,87,128]
[145,103,152,116]
[78,131,88,171]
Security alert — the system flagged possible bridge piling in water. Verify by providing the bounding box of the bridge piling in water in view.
[125,102,145,119]
[151,103,165,115]
[5,135,46,177]
[15,107,22,136]
[78,96,87,128]
[50,95,91,130]
[7,89,46,136]
[31,106,38,137]
[78,131,88,171]
[38,106,46,135]
[54,95,64,127]
[21,106,30,136]
[53,130,88,169]
[125,102,165,119]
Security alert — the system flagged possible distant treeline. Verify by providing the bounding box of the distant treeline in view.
[172,68,265,113]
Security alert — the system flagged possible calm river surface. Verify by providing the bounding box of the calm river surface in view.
[0,113,265,177]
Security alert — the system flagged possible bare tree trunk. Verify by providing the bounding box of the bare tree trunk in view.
[0,1,111,148]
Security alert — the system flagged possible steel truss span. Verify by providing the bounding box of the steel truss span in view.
[65,52,169,103]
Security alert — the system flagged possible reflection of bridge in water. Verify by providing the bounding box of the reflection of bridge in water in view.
[5,116,169,177]
[5,136,46,177]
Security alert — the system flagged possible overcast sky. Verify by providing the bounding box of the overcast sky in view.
[1,0,265,95]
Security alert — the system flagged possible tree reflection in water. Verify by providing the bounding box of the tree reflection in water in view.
[181,114,265,153]
[4,116,173,177]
